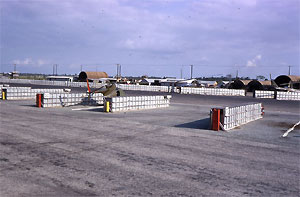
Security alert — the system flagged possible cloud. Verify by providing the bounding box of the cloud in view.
[256,54,262,60]
[199,56,209,62]
[12,58,32,65]
[23,58,32,65]
[246,55,262,67]
[37,59,46,65]
[193,0,257,7]
[12,58,48,67]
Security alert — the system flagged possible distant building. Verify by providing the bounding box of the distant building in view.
[9,71,19,79]
[197,80,217,88]
[46,76,73,82]
[128,78,141,85]
[217,81,231,88]
[275,75,300,89]
[139,78,162,85]
[117,77,130,84]
[99,78,117,84]
[78,71,108,82]
[229,80,252,89]
[247,80,272,92]
[176,79,198,87]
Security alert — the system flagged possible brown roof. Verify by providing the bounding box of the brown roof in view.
[239,80,252,85]
[257,80,271,86]
[79,71,108,81]
[287,75,300,82]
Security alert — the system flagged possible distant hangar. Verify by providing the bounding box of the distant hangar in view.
[275,75,300,89]
[229,75,300,91]
[79,71,108,82]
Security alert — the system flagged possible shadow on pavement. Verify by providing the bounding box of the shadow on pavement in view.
[175,118,210,130]
[20,104,37,108]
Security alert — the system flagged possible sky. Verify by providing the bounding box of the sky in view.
[0,0,299,78]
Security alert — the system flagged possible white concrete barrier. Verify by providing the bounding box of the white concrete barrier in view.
[254,90,300,100]
[3,88,65,100]
[0,78,104,88]
[105,95,171,112]
[211,103,263,131]
[41,93,104,108]
[222,103,263,130]
[181,87,245,96]
[254,90,275,99]
[1,86,31,90]
[276,92,300,101]
[1,87,32,99]
[116,84,170,92]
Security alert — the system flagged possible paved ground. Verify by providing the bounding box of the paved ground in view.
[0,84,299,196]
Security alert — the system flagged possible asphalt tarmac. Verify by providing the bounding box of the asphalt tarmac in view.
[0,83,299,196]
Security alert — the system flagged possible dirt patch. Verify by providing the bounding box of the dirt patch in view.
[85,181,95,188]
[0,158,9,162]
[267,121,300,130]
[0,141,22,146]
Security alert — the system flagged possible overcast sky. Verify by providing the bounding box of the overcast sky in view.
[1,0,299,78]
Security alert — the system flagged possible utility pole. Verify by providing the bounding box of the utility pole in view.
[80,65,83,72]
[288,66,291,75]
[119,64,122,78]
[180,67,183,79]
[236,70,239,79]
[53,64,55,75]
[55,64,58,75]
[190,65,193,79]
[14,64,16,72]
[116,64,120,78]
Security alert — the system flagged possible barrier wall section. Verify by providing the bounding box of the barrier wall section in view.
[211,103,263,131]
[105,95,171,112]
[1,87,31,99]
[3,88,65,100]
[0,78,104,88]
[254,90,300,100]
[276,92,300,101]
[42,93,104,107]
[181,87,245,96]
[254,90,275,99]
[116,84,170,92]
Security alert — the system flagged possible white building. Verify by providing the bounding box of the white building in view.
[46,76,74,82]
[217,81,231,88]
[197,80,217,88]
[139,78,162,85]
[176,79,198,87]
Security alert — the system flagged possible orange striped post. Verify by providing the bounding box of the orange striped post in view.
[261,104,265,116]
[86,79,91,93]
[36,94,42,108]
[212,108,220,131]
